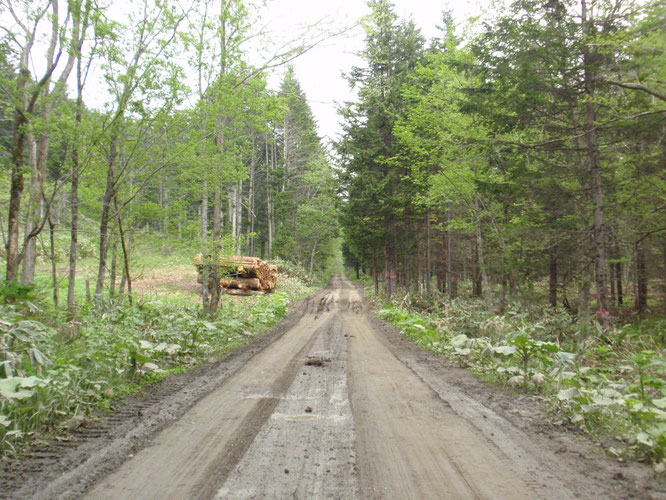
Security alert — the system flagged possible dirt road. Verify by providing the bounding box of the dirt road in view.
[5,275,660,499]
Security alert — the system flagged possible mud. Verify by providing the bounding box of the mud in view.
[1,275,663,499]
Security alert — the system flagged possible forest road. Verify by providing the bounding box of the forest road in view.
[43,274,645,499]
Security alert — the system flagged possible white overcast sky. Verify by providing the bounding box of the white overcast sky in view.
[2,0,484,142]
[262,0,484,143]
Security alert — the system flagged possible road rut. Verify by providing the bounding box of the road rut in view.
[6,275,660,499]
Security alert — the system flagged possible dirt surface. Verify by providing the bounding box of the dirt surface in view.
[2,275,663,499]
[130,264,201,298]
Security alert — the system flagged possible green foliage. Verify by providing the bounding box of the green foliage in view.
[376,291,666,469]
[0,281,36,304]
[0,273,311,454]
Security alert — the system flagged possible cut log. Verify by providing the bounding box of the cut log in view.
[220,277,262,290]
[194,254,278,292]
[223,288,264,296]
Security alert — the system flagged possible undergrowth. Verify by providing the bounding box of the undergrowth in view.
[374,291,666,473]
[0,274,312,454]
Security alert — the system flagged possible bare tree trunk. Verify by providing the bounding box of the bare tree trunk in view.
[373,260,379,296]
[384,246,392,299]
[208,114,226,316]
[614,242,623,306]
[266,135,274,258]
[68,52,86,315]
[95,133,118,300]
[426,210,431,294]
[201,179,209,311]
[110,238,118,299]
[49,217,58,309]
[472,241,481,297]
[21,1,82,284]
[474,194,492,310]
[447,203,453,304]
[6,66,31,282]
[309,240,318,278]
[248,147,256,256]
[578,273,591,325]
[236,180,242,253]
[582,0,610,330]
[549,246,558,308]
[636,237,648,314]
[114,197,132,306]
[610,254,616,305]
[21,134,39,284]
[201,179,209,241]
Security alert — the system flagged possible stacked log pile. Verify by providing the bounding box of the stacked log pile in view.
[194,254,278,294]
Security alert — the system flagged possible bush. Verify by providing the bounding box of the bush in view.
[374,290,666,471]
[0,272,313,454]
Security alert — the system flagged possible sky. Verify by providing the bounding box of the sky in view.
[261,0,483,144]
[1,0,484,143]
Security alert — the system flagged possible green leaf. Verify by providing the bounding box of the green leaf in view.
[203,322,217,331]
[0,415,10,427]
[129,351,153,364]
[653,397,666,409]
[557,387,581,401]
[636,432,655,447]
[450,334,469,348]
[139,340,154,350]
[493,345,517,355]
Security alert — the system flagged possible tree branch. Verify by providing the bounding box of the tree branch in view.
[604,79,666,102]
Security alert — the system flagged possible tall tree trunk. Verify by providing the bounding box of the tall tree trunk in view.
[95,133,119,300]
[248,148,256,256]
[266,136,275,258]
[115,197,132,306]
[472,241,482,297]
[636,237,648,314]
[20,2,81,284]
[578,271,591,325]
[110,237,117,299]
[610,255,616,305]
[425,210,431,294]
[474,194,492,310]
[6,65,32,282]
[49,217,58,309]
[581,0,611,330]
[549,246,558,308]
[68,149,80,314]
[373,260,379,296]
[21,134,39,284]
[68,50,85,314]
[614,241,623,306]
[446,203,453,304]
[616,261,623,306]
[208,112,227,316]
[309,240,318,278]
[201,179,208,241]
[384,246,392,299]
[23,112,57,283]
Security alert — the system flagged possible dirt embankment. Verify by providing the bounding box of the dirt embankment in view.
[2,275,662,499]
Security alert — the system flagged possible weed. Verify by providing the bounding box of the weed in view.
[374,289,666,470]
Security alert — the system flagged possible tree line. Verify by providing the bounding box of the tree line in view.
[339,0,665,326]
[0,0,339,315]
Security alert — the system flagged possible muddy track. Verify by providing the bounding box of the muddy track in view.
[1,275,662,499]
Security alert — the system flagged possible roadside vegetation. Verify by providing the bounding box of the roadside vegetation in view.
[367,282,665,473]
[0,0,342,456]
[339,0,665,476]
[0,236,314,455]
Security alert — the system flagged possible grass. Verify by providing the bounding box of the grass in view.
[0,236,315,455]
[370,286,666,473]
